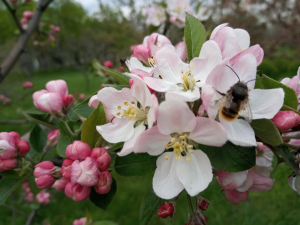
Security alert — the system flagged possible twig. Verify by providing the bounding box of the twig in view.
[1,204,28,218]
[0,119,30,125]
[282,134,300,140]
[1,0,23,33]
[25,210,36,225]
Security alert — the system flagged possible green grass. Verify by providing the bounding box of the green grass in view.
[1,70,300,225]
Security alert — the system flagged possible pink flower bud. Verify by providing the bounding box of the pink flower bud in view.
[61,159,74,180]
[34,161,60,189]
[272,111,300,131]
[52,177,69,191]
[94,171,112,194]
[8,131,21,146]
[23,81,33,88]
[119,66,125,72]
[88,95,99,109]
[54,26,60,33]
[90,147,111,171]
[46,79,68,98]
[34,161,55,177]
[21,18,28,25]
[23,11,33,20]
[71,157,99,186]
[73,217,92,225]
[0,132,16,160]
[103,60,113,68]
[157,202,175,218]
[18,140,30,156]
[78,93,85,100]
[49,35,56,43]
[129,79,134,88]
[36,190,50,204]
[224,190,248,204]
[197,196,210,211]
[32,90,63,114]
[65,182,91,201]
[27,192,34,202]
[63,94,74,108]
[47,129,60,145]
[50,24,55,30]
[35,175,55,189]
[66,141,91,161]
[22,182,29,188]
[0,158,17,171]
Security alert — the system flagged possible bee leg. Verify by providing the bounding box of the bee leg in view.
[213,88,226,96]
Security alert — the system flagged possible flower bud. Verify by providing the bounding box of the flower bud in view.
[157,202,175,218]
[46,79,68,98]
[18,140,30,156]
[32,90,63,114]
[103,60,113,68]
[34,161,60,188]
[78,93,85,100]
[36,190,50,204]
[119,66,125,72]
[52,177,69,191]
[272,111,300,131]
[26,192,34,203]
[196,196,210,211]
[23,11,33,20]
[0,132,16,160]
[71,157,99,186]
[0,158,17,171]
[22,182,29,188]
[9,131,21,146]
[90,147,111,171]
[64,182,91,201]
[66,141,91,161]
[54,26,60,33]
[61,159,74,180]
[47,129,60,146]
[129,79,134,88]
[35,175,55,189]
[63,94,74,108]
[23,81,33,88]
[94,171,112,194]
[21,17,28,25]
[73,217,92,225]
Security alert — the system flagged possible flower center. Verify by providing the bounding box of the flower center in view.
[148,58,155,67]
[165,133,194,161]
[116,101,148,122]
[175,6,182,13]
[180,68,196,91]
[157,13,163,19]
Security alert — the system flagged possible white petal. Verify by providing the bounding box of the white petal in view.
[236,172,253,192]
[135,126,170,156]
[249,88,284,119]
[153,153,184,199]
[189,117,227,146]
[176,150,213,196]
[118,123,145,156]
[210,23,228,39]
[165,85,200,102]
[234,29,250,50]
[143,77,171,92]
[220,118,257,146]
[129,74,153,108]
[158,100,196,135]
[147,94,159,128]
[96,118,136,143]
[127,57,153,76]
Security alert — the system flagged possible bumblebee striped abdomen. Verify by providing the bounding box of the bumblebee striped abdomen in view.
[220,101,241,121]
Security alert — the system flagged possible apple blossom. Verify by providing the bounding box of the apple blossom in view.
[167,0,191,28]
[175,40,187,62]
[0,132,16,160]
[73,217,92,225]
[71,157,99,186]
[272,111,300,131]
[47,129,60,146]
[90,147,111,171]
[63,94,74,109]
[34,161,61,189]
[96,74,158,156]
[0,158,17,171]
[46,80,68,98]
[94,171,112,194]
[66,141,91,161]
[65,182,91,201]
[23,11,33,20]
[18,140,30,156]
[52,177,69,191]
[61,159,74,180]
[146,4,167,27]
[23,81,33,88]
[281,67,300,108]
[36,190,50,204]
[32,90,63,114]
[135,100,227,199]
[203,55,284,146]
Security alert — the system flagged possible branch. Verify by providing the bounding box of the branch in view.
[25,210,36,225]
[0,119,30,125]
[0,0,54,84]
[1,204,28,218]
[1,0,23,33]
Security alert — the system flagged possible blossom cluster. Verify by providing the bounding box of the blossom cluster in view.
[0,131,30,171]
[93,23,284,200]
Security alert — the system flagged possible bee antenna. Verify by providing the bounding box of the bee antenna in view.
[246,77,268,84]
[226,65,240,82]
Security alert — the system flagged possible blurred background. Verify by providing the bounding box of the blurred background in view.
[0,0,300,224]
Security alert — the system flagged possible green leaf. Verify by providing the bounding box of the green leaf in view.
[254,75,264,89]
[269,145,299,175]
[29,125,47,152]
[24,112,57,129]
[114,153,157,176]
[250,119,282,146]
[93,221,118,225]
[108,142,124,152]
[199,142,256,172]
[57,120,75,157]
[101,84,129,90]
[71,97,94,118]
[261,74,298,110]
[81,103,106,148]
[281,105,300,116]
[140,188,164,225]
[89,178,117,210]
[184,13,206,61]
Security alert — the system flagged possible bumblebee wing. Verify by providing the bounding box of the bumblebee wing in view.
[215,94,232,109]
[239,100,253,123]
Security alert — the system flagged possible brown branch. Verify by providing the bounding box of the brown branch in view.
[1,0,23,33]
[0,0,54,84]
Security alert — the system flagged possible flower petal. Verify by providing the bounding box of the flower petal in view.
[248,170,274,193]
[176,150,213,196]
[165,85,200,102]
[249,88,284,119]
[230,44,264,66]
[127,57,153,77]
[220,118,256,146]
[224,190,248,204]
[153,153,184,199]
[210,23,228,39]
[129,74,153,108]
[189,117,227,146]
[158,100,196,135]
[234,28,250,50]
[143,77,171,92]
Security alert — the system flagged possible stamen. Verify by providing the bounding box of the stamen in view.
[165,156,169,160]
[124,101,128,106]
[186,157,191,162]
[117,106,121,110]
[148,58,155,67]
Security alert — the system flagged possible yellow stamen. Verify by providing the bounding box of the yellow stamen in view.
[165,156,169,160]
[116,112,121,116]
[124,101,128,106]
[117,106,121,110]
[186,157,191,162]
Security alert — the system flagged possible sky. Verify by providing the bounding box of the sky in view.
[74,0,99,14]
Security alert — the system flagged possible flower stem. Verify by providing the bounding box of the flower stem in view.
[187,193,195,217]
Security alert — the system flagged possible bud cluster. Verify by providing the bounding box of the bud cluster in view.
[0,94,11,105]
[22,182,34,203]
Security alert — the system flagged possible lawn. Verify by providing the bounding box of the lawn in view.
[0,69,300,225]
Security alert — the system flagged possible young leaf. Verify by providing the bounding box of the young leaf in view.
[57,120,75,157]
[29,125,47,152]
[184,13,206,61]
[72,97,94,118]
[261,74,298,110]
[250,119,282,146]
[108,142,124,152]
[269,145,299,175]
[89,178,117,210]
[114,153,157,176]
[81,103,106,148]
[199,142,256,172]
[140,187,164,225]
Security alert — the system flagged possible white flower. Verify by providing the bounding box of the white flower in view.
[146,4,167,27]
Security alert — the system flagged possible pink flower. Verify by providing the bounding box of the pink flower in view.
[34,161,60,189]
[21,18,28,25]
[94,171,112,194]
[71,157,99,186]
[46,80,68,98]
[0,158,17,171]
[73,217,92,225]
[32,90,63,114]
[63,94,74,108]
[90,147,111,171]
[78,93,85,100]
[52,177,68,191]
[9,132,21,146]
[0,132,16,160]
[18,140,30,156]
[119,66,125,72]
[36,190,50,204]
[23,81,33,88]
[281,67,300,108]
[47,129,60,145]
[272,111,300,131]
[23,11,33,20]
[54,26,60,33]
[64,182,91,201]
[66,141,91,161]
[61,159,74,180]
[26,192,34,203]
[103,60,113,68]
